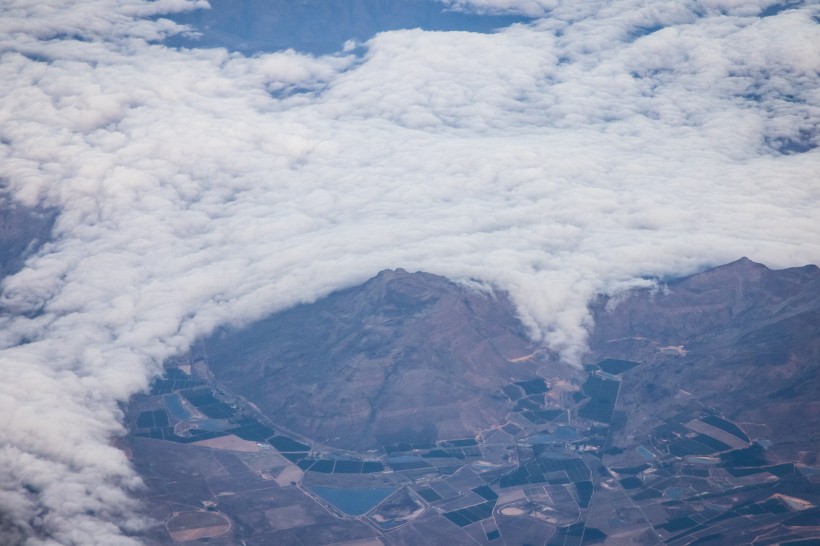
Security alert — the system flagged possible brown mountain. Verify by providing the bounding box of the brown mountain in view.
[201,258,819,459]
[132,259,820,545]
[202,269,562,450]
[588,257,820,463]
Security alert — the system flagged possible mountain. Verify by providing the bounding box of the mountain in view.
[127,259,820,545]
[587,257,820,464]
[201,269,564,450]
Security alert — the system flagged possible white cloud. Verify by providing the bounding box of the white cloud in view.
[442,0,559,17]
[0,0,206,41]
[0,0,818,543]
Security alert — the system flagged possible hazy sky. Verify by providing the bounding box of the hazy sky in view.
[0,0,818,544]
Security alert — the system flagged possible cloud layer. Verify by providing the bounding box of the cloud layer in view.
[0,0,818,544]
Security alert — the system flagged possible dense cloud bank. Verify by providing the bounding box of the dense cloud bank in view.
[0,0,818,543]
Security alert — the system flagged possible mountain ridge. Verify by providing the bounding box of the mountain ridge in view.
[198,258,820,460]
[201,267,564,450]
[129,258,820,545]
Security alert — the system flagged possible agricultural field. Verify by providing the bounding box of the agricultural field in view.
[127,352,819,545]
[126,263,820,545]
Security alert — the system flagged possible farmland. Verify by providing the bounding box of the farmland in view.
[126,263,820,544]
[127,352,818,545]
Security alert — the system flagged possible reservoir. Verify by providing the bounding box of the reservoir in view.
[164,393,192,421]
[307,486,396,516]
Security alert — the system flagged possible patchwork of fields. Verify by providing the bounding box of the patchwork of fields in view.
[127,354,819,545]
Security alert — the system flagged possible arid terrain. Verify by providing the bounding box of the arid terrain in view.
[126,259,820,545]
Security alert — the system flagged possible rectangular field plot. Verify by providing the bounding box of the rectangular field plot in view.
[180,389,236,419]
[515,397,543,411]
[362,461,385,473]
[136,409,170,429]
[725,463,795,478]
[596,359,641,375]
[150,378,203,395]
[416,487,443,502]
[296,458,385,474]
[227,418,274,442]
[134,426,228,444]
[268,435,310,452]
[547,523,607,546]
[472,485,498,501]
[538,457,590,483]
[658,515,697,532]
[499,455,590,489]
[386,458,432,471]
[443,501,495,527]
[383,441,436,454]
[577,376,620,423]
[502,423,522,435]
[515,378,549,395]
[700,415,749,442]
[308,459,334,473]
[439,438,478,447]
[684,420,749,450]
[134,426,176,441]
[282,452,308,463]
[499,466,539,487]
[667,434,731,457]
[575,481,593,508]
[333,461,363,473]
[611,463,650,475]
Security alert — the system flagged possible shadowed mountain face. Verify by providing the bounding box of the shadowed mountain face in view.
[203,269,557,450]
[588,257,820,462]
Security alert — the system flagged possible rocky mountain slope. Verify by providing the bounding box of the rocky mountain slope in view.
[202,269,566,450]
[130,259,820,545]
[587,257,820,463]
[201,258,820,459]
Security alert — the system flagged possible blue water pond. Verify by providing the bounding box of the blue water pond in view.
[307,485,396,516]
